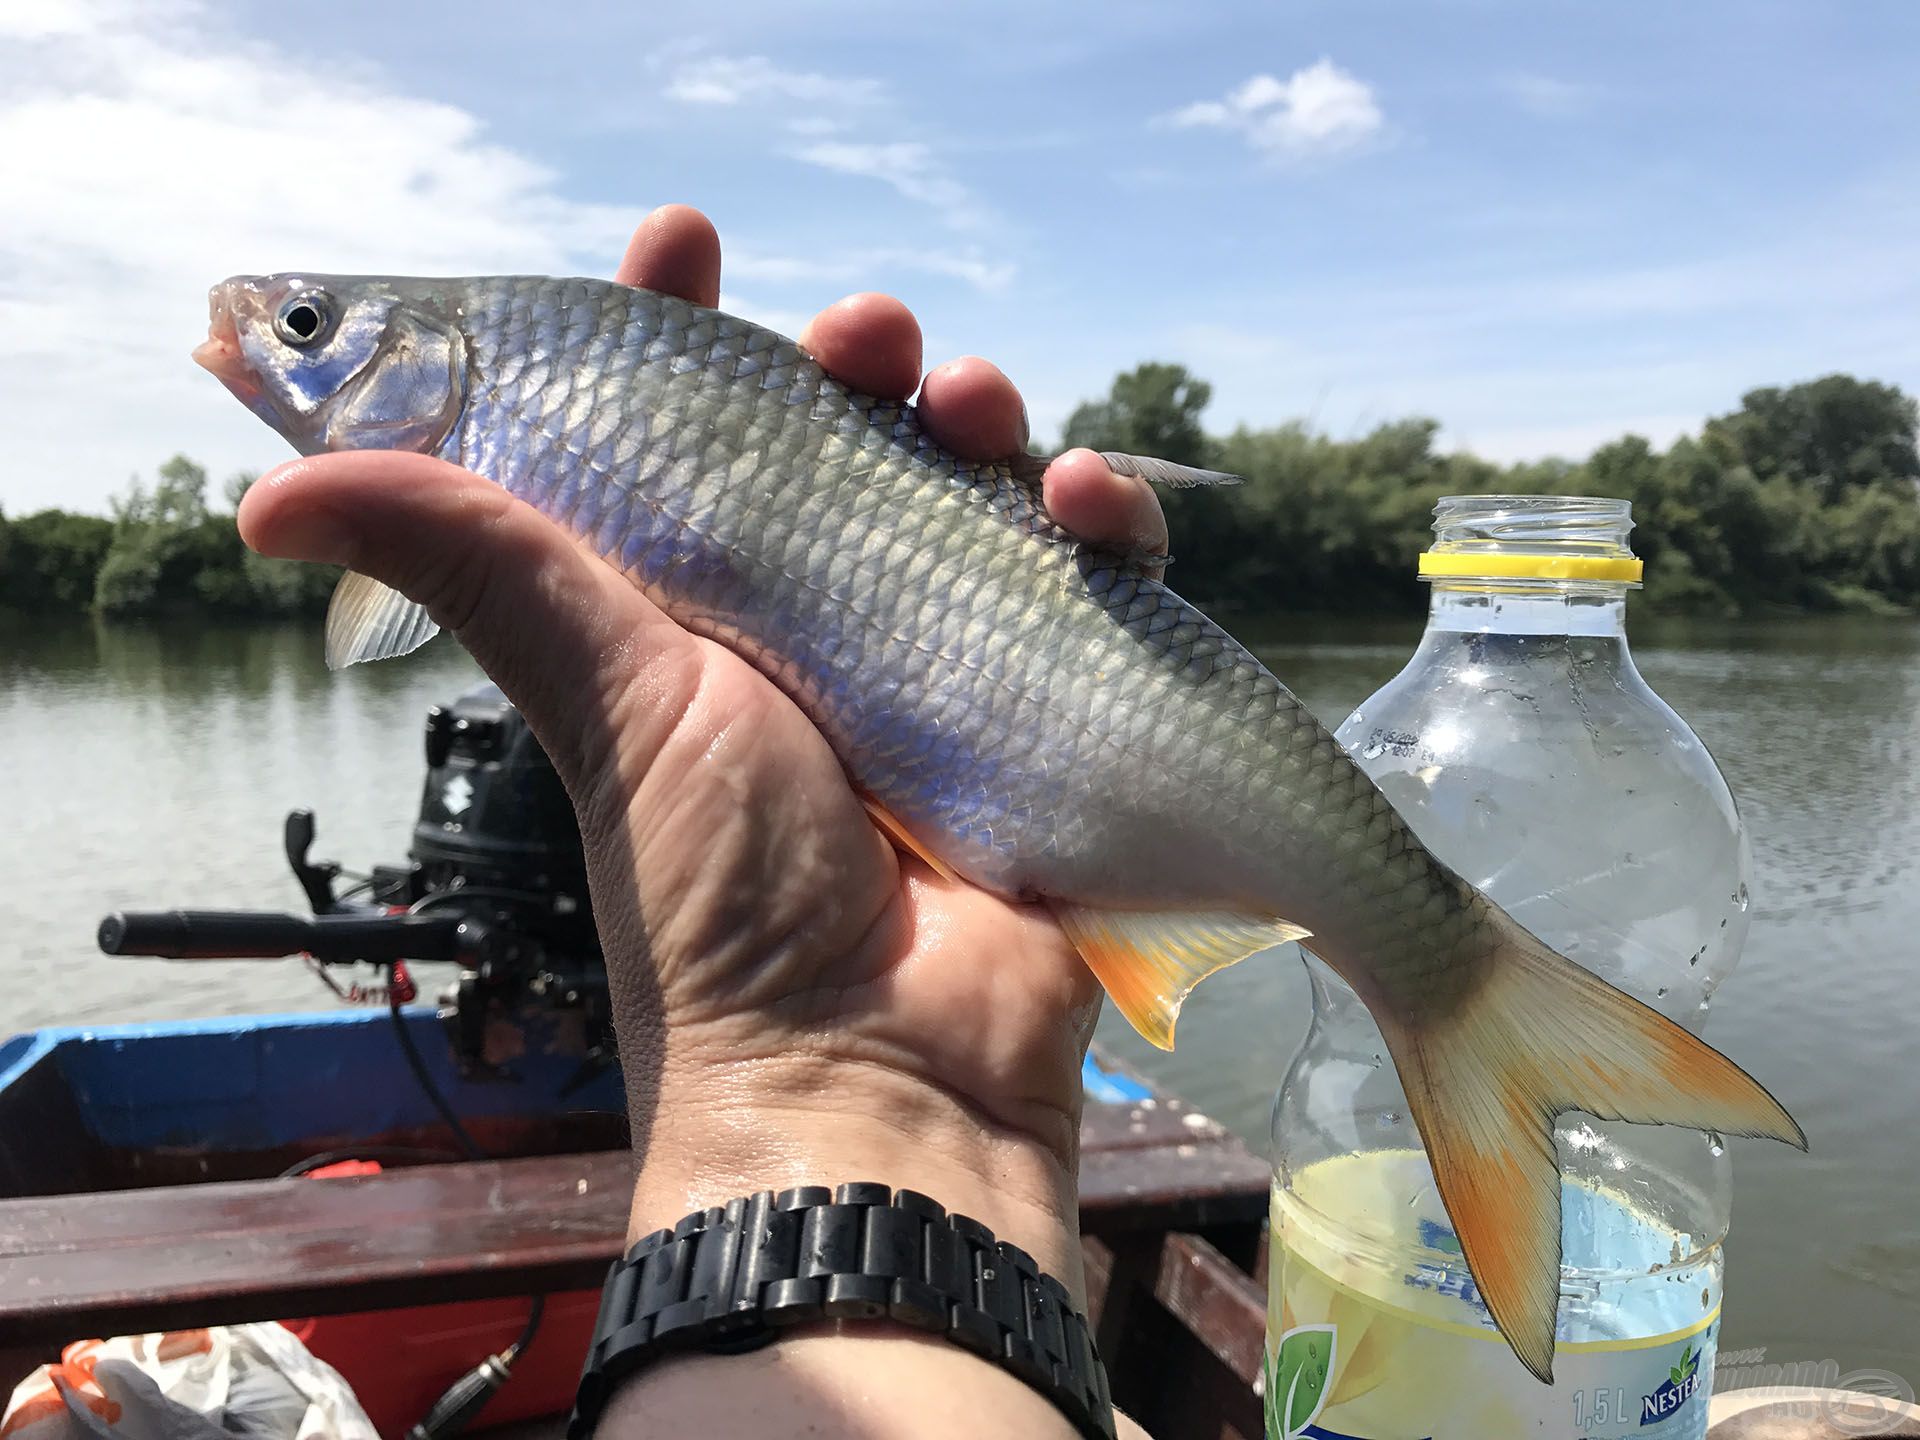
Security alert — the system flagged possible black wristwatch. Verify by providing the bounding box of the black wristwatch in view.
[569,1182,1114,1439]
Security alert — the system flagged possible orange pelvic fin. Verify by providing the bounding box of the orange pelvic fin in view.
[861,797,961,883]
[1048,902,1310,1049]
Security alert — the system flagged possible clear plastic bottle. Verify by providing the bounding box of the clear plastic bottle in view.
[1265,496,1752,1440]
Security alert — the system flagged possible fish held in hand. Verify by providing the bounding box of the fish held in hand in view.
[195,271,1804,1381]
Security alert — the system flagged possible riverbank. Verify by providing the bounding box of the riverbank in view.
[10,369,1920,622]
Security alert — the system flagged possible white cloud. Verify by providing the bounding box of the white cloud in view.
[664,54,882,108]
[0,5,1014,516]
[0,0,644,513]
[786,115,846,138]
[0,0,144,39]
[886,250,1014,292]
[729,246,1013,293]
[790,140,978,222]
[1165,60,1383,159]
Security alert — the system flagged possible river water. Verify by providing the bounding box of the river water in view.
[3,611,1916,1376]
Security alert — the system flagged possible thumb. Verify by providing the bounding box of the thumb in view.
[238,451,702,782]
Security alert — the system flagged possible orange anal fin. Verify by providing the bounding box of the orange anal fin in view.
[861,797,961,883]
[1049,902,1308,1050]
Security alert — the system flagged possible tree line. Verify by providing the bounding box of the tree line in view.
[0,456,338,618]
[4,371,1917,620]
[1062,368,1920,617]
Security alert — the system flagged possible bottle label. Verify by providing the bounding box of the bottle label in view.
[1267,1236,1717,1440]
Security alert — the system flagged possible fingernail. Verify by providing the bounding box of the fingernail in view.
[1016,399,1031,452]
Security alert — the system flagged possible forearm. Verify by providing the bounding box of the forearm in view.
[628,1051,1084,1281]
[599,1327,1089,1438]
[597,1051,1105,1437]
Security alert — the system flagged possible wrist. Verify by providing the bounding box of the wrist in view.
[627,1048,1084,1297]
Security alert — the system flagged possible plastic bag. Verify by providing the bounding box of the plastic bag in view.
[2,1323,376,1440]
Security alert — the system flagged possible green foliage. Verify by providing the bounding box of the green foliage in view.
[1062,361,1215,466]
[1060,366,1920,617]
[0,507,115,611]
[11,372,1920,625]
[97,454,217,616]
[2,454,337,619]
[1709,375,1918,503]
[223,470,258,509]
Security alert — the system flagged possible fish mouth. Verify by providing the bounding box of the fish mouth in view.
[192,283,261,405]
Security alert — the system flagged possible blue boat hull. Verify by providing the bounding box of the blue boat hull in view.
[0,1007,1150,1197]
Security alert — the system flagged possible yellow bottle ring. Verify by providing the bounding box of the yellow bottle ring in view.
[1419,552,1644,582]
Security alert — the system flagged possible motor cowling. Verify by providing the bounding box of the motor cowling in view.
[417,685,586,887]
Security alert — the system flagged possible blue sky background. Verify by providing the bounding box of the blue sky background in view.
[3,0,1917,513]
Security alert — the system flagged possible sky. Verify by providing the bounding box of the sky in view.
[3,0,1918,515]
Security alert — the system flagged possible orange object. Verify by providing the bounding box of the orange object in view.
[0,1341,122,1436]
[301,1160,385,1180]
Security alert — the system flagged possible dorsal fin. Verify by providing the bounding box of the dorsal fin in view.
[1097,452,1242,488]
[1008,452,1243,491]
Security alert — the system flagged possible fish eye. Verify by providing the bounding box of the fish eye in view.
[274,292,333,348]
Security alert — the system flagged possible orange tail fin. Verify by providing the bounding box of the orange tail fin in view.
[1372,917,1804,1382]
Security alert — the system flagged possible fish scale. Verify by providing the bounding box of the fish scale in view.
[199,268,1806,1381]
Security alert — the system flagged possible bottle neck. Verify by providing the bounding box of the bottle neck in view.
[1418,495,1640,640]
[1424,581,1630,639]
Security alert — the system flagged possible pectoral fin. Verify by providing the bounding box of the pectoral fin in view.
[325,571,440,669]
[861,797,961,883]
[1049,903,1308,1049]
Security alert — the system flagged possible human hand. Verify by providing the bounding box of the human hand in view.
[237,206,1169,1288]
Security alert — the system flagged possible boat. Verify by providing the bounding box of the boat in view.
[3,682,1903,1438]
[0,681,1275,1438]
[0,1013,1274,1437]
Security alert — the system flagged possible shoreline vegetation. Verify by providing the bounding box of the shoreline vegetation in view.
[3,371,1916,622]
[1,456,339,620]
[1062,368,1920,619]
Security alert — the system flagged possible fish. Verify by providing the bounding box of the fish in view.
[193,271,1804,1381]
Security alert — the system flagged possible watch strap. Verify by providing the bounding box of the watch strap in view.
[570,1182,1114,1440]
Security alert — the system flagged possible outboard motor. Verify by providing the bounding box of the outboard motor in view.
[99,681,611,1067]
[91,681,612,1432]
[413,684,591,913]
